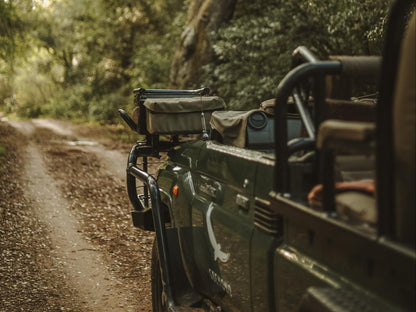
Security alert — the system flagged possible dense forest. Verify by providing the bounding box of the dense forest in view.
[0,0,390,123]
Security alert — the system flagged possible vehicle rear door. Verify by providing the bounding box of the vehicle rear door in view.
[191,141,257,311]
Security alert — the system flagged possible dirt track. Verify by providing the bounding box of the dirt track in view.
[0,118,154,311]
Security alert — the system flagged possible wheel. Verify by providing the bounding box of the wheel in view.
[151,237,167,312]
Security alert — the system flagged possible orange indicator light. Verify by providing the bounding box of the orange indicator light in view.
[173,185,179,196]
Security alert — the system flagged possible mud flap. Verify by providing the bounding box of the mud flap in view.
[165,227,202,307]
[131,208,154,231]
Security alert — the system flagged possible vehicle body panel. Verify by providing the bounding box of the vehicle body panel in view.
[161,141,266,310]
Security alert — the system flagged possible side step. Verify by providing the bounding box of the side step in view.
[298,287,398,312]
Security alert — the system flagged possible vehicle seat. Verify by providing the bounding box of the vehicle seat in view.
[310,10,415,234]
[308,179,377,225]
[309,119,376,225]
[393,10,415,244]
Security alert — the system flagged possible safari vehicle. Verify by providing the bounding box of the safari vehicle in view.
[119,1,415,311]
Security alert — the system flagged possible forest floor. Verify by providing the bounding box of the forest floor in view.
[0,117,154,311]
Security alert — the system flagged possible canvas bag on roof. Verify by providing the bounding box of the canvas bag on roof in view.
[143,96,225,134]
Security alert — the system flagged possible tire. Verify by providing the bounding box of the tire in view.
[151,237,166,312]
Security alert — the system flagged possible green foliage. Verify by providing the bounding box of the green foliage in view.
[126,0,188,91]
[0,0,36,110]
[0,62,11,107]
[11,50,59,118]
[1,0,187,123]
[1,0,391,121]
[202,0,390,110]
[42,83,126,123]
[88,92,129,124]
[0,0,31,62]
[42,84,91,120]
[0,144,6,164]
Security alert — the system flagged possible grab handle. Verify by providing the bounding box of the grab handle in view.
[118,109,138,132]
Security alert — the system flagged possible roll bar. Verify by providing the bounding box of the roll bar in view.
[273,60,342,193]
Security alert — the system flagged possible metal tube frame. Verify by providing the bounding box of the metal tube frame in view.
[273,61,342,194]
[127,151,177,309]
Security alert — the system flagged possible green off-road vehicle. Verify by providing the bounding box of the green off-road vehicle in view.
[119,1,415,310]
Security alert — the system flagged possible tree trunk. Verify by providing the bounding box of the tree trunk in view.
[169,0,237,89]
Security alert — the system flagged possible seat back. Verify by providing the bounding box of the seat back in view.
[393,10,415,245]
[376,0,415,244]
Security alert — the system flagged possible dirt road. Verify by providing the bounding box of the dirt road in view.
[0,118,154,311]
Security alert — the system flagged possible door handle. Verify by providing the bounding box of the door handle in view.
[236,194,250,211]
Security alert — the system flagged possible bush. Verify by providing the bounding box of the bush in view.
[202,0,389,110]
[89,92,129,124]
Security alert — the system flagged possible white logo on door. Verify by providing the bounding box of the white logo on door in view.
[206,203,230,263]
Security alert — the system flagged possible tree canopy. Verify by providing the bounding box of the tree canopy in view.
[0,0,391,121]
